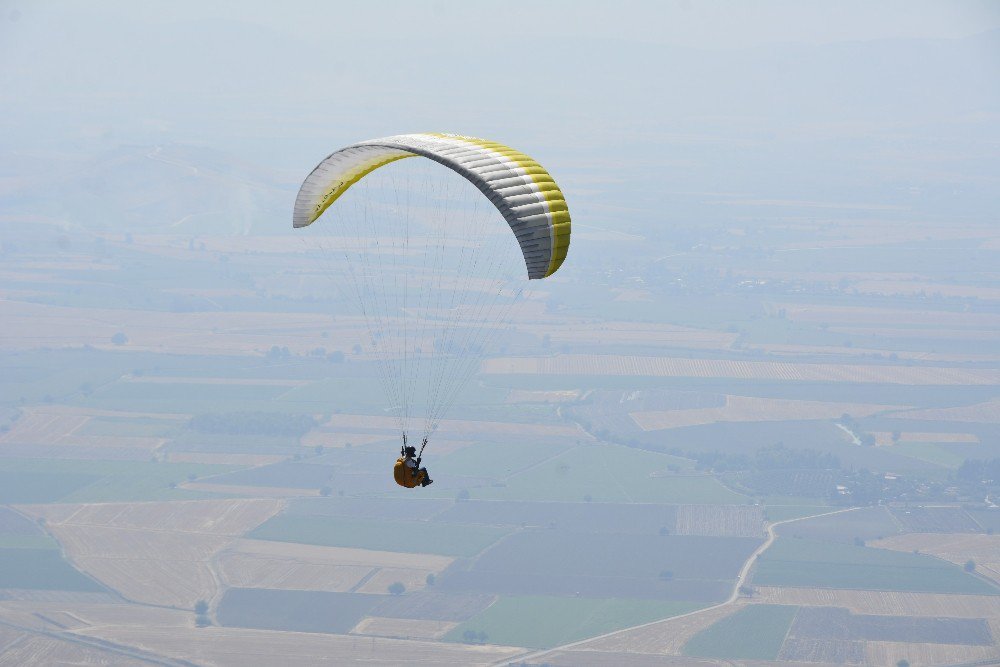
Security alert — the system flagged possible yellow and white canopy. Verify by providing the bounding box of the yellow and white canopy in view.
[292,133,570,279]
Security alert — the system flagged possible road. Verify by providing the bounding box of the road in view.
[496,506,859,666]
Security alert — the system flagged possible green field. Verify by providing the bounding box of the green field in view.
[80,381,290,413]
[775,506,902,544]
[0,458,236,503]
[683,604,798,660]
[0,548,105,591]
[273,377,391,413]
[78,416,180,437]
[0,535,60,549]
[763,505,834,523]
[249,514,513,557]
[437,443,745,504]
[432,439,576,479]
[0,469,102,504]
[444,596,703,648]
[892,441,967,469]
[752,538,999,594]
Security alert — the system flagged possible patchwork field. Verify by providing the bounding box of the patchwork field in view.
[0,458,237,503]
[0,633,150,666]
[873,533,1000,585]
[0,405,184,460]
[673,505,765,537]
[483,354,1000,385]
[71,625,525,666]
[444,596,704,649]
[772,302,1000,329]
[17,499,283,608]
[872,431,979,445]
[221,538,452,593]
[894,397,1000,423]
[351,616,458,640]
[774,506,902,544]
[248,515,513,558]
[630,395,907,431]
[0,298,363,357]
[888,506,983,533]
[320,413,582,438]
[445,443,746,504]
[751,538,997,595]
[504,389,582,404]
[863,638,1000,666]
[568,602,739,655]
[683,604,798,660]
[751,587,1000,617]
[0,548,105,592]
[441,531,760,602]
[784,605,993,644]
[516,321,738,350]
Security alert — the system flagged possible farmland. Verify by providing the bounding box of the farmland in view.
[682,604,798,660]
[447,443,747,504]
[0,458,237,503]
[786,606,992,644]
[441,530,760,602]
[873,533,1000,585]
[218,588,382,634]
[751,538,999,594]
[17,499,282,608]
[73,624,526,666]
[433,500,679,533]
[483,354,1000,385]
[3,104,1000,667]
[888,506,983,533]
[444,596,703,648]
[774,506,902,543]
[248,514,513,557]
[631,395,908,431]
[0,548,105,592]
[751,587,1000,617]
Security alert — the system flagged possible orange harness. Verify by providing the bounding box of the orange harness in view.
[393,457,425,488]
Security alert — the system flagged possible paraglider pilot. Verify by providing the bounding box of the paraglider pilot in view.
[394,437,433,488]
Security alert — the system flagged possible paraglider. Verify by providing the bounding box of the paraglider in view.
[293,133,571,487]
[394,437,432,488]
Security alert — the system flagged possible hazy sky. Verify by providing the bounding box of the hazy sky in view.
[5,0,1000,48]
[2,0,998,230]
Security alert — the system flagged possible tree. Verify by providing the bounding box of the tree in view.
[965,559,976,573]
[111,332,128,346]
[388,582,406,596]
[425,573,436,586]
[194,599,210,628]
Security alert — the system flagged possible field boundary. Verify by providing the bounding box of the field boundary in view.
[497,506,859,665]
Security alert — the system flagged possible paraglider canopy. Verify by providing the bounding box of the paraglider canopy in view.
[293,133,571,279]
